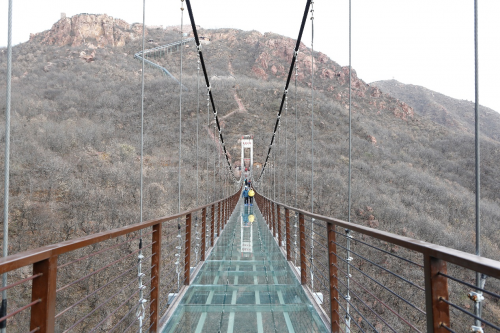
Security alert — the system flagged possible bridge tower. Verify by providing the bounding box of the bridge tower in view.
[241,135,253,179]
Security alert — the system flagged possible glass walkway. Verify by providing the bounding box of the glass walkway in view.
[162,199,328,332]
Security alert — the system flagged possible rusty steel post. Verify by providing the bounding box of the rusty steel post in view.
[222,199,226,228]
[277,205,282,247]
[150,223,162,332]
[217,202,221,233]
[285,208,291,261]
[266,199,269,227]
[327,222,339,333]
[272,202,276,238]
[211,204,215,242]
[184,214,192,285]
[225,199,228,226]
[299,212,307,285]
[424,256,450,332]
[201,207,206,261]
[30,256,58,333]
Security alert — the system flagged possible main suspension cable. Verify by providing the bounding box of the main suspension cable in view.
[256,0,312,183]
[185,0,237,183]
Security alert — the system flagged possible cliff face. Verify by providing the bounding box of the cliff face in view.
[29,14,147,48]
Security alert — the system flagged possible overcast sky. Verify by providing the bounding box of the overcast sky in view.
[1,0,499,112]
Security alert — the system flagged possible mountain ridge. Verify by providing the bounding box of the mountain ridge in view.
[372,79,500,143]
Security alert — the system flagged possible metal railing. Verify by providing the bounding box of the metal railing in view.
[255,192,500,333]
[134,38,195,86]
[0,190,240,333]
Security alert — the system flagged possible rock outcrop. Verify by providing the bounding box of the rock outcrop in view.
[29,14,147,48]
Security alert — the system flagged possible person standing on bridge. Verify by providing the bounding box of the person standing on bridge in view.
[248,187,255,206]
[242,186,249,206]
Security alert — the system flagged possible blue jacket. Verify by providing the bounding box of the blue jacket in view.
[242,189,249,198]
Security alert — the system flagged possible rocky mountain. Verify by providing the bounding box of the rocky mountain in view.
[1,14,499,264]
[28,13,148,48]
[372,79,500,142]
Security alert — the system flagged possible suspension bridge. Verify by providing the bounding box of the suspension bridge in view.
[1,0,499,332]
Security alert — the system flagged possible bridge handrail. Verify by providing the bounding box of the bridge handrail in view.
[0,189,241,332]
[261,195,500,279]
[255,192,500,332]
[0,194,233,275]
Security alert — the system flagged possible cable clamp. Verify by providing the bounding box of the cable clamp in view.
[284,89,288,95]
[207,85,211,92]
[471,326,484,333]
[137,254,145,260]
[346,257,353,262]
[197,44,202,52]
[467,291,484,302]
[345,295,351,301]
[294,50,299,58]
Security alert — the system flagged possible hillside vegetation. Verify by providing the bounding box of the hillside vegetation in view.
[0,17,499,260]
[1,14,500,332]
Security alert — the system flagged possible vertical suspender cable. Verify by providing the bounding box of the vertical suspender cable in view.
[285,94,288,205]
[213,122,216,200]
[1,0,13,330]
[345,0,352,331]
[196,54,200,206]
[178,0,184,215]
[473,0,485,328]
[310,1,315,213]
[207,91,210,203]
[137,1,147,331]
[295,62,298,208]
[277,120,280,201]
[273,146,276,201]
[218,138,221,199]
[309,0,315,293]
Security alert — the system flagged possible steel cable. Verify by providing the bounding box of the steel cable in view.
[331,239,425,291]
[332,261,423,332]
[335,269,397,333]
[332,230,423,268]
[438,272,499,299]
[256,0,312,182]
[1,0,13,329]
[185,0,237,181]
[331,244,426,314]
[440,297,500,331]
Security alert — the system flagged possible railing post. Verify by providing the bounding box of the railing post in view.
[225,199,228,226]
[266,199,270,228]
[30,256,58,333]
[184,213,192,285]
[211,204,215,240]
[299,212,307,285]
[201,207,206,261]
[221,199,225,229]
[150,223,162,332]
[327,222,339,333]
[272,202,276,238]
[277,205,282,247]
[285,208,291,261]
[217,202,221,233]
[424,256,450,332]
